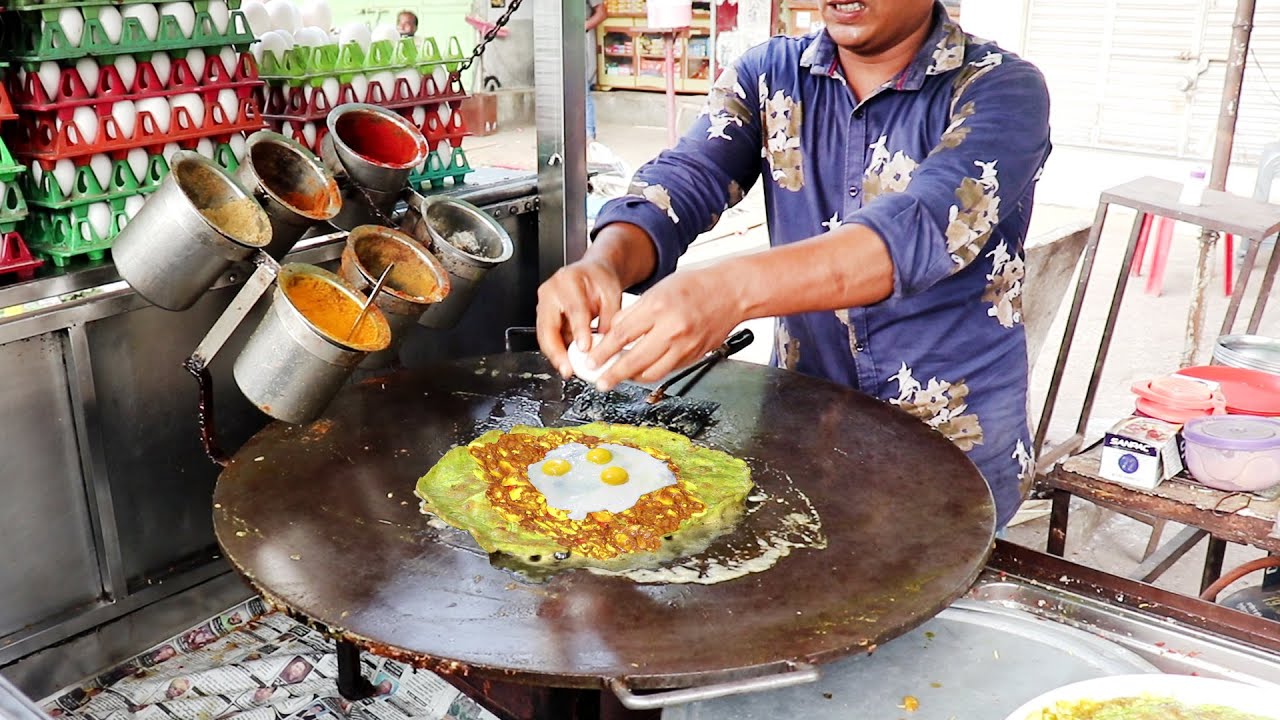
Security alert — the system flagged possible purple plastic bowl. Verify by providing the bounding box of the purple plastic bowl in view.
[1182,416,1280,492]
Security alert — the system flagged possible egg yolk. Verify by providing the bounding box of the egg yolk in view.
[542,459,572,476]
[600,466,629,485]
[586,447,613,464]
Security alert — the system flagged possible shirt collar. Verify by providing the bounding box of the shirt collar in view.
[799,2,966,91]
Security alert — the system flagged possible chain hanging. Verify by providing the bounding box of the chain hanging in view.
[459,0,525,71]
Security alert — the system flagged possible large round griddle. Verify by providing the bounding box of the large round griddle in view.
[213,353,995,690]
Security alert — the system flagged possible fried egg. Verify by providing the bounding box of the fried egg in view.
[526,443,676,520]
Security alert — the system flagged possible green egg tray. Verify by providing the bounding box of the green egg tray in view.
[7,6,253,63]
[258,35,465,86]
[409,146,473,191]
[22,195,126,266]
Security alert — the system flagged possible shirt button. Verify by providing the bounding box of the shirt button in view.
[855,342,867,353]
[849,186,860,198]
[853,108,865,120]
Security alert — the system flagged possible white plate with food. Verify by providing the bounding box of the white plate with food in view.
[1005,673,1280,719]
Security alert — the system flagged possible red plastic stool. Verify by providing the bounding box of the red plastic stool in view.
[1129,213,1234,297]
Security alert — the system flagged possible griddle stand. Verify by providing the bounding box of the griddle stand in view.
[336,639,376,701]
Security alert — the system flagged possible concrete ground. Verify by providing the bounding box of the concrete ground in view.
[462,108,1280,604]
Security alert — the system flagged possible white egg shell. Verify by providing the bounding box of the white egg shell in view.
[163,142,181,160]
[122,4,161,41]
[126,147,150,184]
[56,8,85,48]
[215,88,239,123]
[218,48,239,77]
[113,100,138,139]
[124,194,146,219]
[258,30,288,64]
[169,92,205,128]
[137,96,171,134]
[347,74,368,103]
[159,2,196,38]
[338,21,371,52]
[410,105,425,128]
[229,133,247,160]
[88,154,113,190]
[196,137,215,157]
[264,0,300,34]
[51,159,76,196]
[395,68,419,98]
[184,48,207,82]
[150,53,172,87]
[281,120,295,140]
[74,57,99,96]
[207,0,230,34]
[301,121,317,148]
[86,202,113,239]
[239,0,270,37]
[527,443,677,521]
[113,55,137,92]
[431,65,447,93]
[437,103,451,124]
[370,23,398,45]
[35,62,60,101]
[71,106,99,145]
[566,333,635,385]
[299,0,331,31]
[368,70,394,101]
[250,40,265,64]
[319,77,340,106]
[30,162,43,187]
[97,6,124,43]
[291,26,321,47]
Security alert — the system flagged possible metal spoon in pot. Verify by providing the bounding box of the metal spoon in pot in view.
[347,262,394,341]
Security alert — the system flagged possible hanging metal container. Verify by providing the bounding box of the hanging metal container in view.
[236,131,342,260]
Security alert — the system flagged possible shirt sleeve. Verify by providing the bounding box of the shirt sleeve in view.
[591,47,766,291]
[846,54,1051,299]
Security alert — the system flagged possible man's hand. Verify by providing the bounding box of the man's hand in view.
[588,266,744,390]
[536,259,625,378]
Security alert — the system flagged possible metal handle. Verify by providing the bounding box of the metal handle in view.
[721,328,755,358]
[607,662,820,711]
[187,252,281,371]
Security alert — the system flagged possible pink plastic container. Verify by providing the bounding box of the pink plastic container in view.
[1131,375,1227,424]
[1182,416,1280,493]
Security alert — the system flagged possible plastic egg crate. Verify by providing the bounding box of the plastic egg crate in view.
[269,117,324,153]
[256,35,465,86]
[21,194,131,265]
[9,50,261,112]
[261,67,465,122]
[4,0,254,62]
[24,151,161,208]
[0,138,24,183]
[408,144,472,191]
[410,102,468,153]
[0,230,44,281]
[7,91,265,160]
[0,77,16,121]
[0,178,31,232]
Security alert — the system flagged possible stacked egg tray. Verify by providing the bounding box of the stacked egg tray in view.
[0,0,265,266]
[257,35,474,190]
[0,0,254,63]
[0,65,43,282]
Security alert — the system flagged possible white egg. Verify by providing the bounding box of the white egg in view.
[71,106,99,145]
[215,88,239,123]
[124,194,146,218]
[150,53,171,88]
[207,0,230,33]
[239,0,270,37]
[35,61,60,101]
[264,0,300,34]
[169,93,205,128]
[281,120,295,140]
[337,21,371,52]
[74,58,99,97]
[295,25,329,47]
[299,0,331,31]
[257,31,286,66]
[112,100,138,139]
[567,334,628,384]
[370,23,398,45]
[113,55,137,92]
[30,162,43,187]
[438,103,451,125]
[250,40,264,64]
[348,74,368,103]
[319,77,340,107]
[218,48,239,78]
[301,121,317,147]
[88,154,113,191]
[184,48,207,82]
[526,443,677,521]
[137,96,171,134]
[196,137,214,158]
[159,2,196,38]
[87,202,113,239]
[51,159,76,196]
[229,133,247,160]
[368,70,394,101]
[122,4,161,41]
[163,142,181,160]
[126,147,149,184]
[97,6,124,43]
[56,8,85,47]
[410,105,425,128]
[431,65,447,94]
[396,68,420,99]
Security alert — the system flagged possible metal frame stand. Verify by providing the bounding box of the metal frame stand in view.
[335,640,375,701]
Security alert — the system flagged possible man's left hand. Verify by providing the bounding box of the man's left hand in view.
[587,266,744,390]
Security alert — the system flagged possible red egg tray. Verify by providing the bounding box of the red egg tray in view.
[9,52,262,115]
[260,70,467,123]
[0,230,43,281]
[0,81,15,122]
[9,94,266,160]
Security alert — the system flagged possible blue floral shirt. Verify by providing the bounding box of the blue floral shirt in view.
[593,4,1052,528]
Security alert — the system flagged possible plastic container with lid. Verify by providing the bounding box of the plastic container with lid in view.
[1176,364,1280,417]
[1182,416,1280,493]
[1130,374,1226,423]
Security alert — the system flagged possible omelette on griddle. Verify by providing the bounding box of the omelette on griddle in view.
[415,423,753,571]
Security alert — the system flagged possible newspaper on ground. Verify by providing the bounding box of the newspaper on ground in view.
[40,598,498,720]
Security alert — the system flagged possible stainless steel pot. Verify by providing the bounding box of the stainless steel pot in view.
[236,131,341,260]
[339,225,450,369]
[113,151,271,311]
[405,195,513,329]
[1213,335,1280,374]
[320,103,428,231]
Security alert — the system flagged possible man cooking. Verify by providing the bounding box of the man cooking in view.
[535,0,1052,530]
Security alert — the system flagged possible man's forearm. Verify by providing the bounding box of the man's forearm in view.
[717,224,895,321]
[585,222,658,289]
[585,6,607,30]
